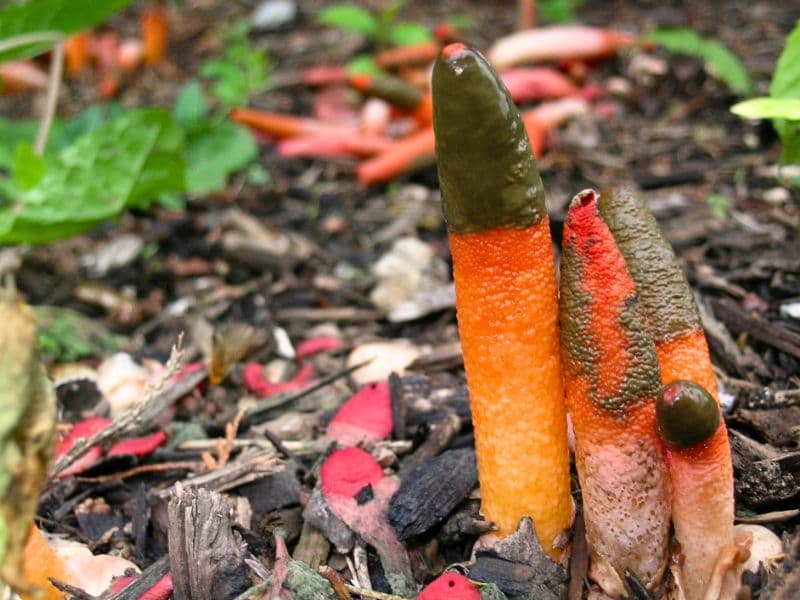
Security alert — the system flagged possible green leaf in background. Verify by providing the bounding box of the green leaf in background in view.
[648,27,752,94]
[0,108,185,244]
[11,142,44,191]
[769,20,800,100]
[174,80,210,133]
[185,121,257,194]
[316,5,377,36]
[707,193,731,220]
[200,21,270,109]
[538,0,584,24]
[34,305,128,362]
[127,109,186,208]
[767,20,800,167]
[346,54,383,76]
[0,0,135,62]
[388,22,431,46]
[731,97,800,120]
[0,105,114,170]
[0,119,43,170]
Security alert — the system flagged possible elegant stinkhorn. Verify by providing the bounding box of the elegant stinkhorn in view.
[559,189,671,594]
[277,130,392,159]
[141,3,169,65]
[356,126,436,186]
[500,67,582,103]
[432,43,572,556]
[487,25,636,70]
[349,74,433,126]
[230,107,350,140]
[65,32,92,76]
[374,22,459,70]
[597,185,735,599]
[349,73,423,112]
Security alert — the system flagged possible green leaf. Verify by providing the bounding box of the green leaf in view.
[34,305,128,362]
[185,121,256,194]
[648,27,751,93]
[770,20,800,100]
[731,97,800,120]
[0,119,41,170]
[0,0,135,62]
[0,105,110,170]
[0,108,185,244]
[539,0,584,24]
[445,14,473,30]
[707,193,730,220]
[777,121,800,166]
[127,109,186,208]
[12,142,45,191]
[316,5,377,36]
[696,39,752,94]
[388,22,431,46]
[346,54,383,76]
[199,21,270,109]
[174,80,210,133]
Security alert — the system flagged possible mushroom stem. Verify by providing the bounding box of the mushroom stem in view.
[598,185,736,599]
[432,43,572,556]
[559,190,671,594]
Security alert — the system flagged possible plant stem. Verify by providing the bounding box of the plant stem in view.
[35,41,64,155]
[0,32,66,156]
[0,31,64,55]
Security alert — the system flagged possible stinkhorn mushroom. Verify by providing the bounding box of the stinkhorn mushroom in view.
[487,25,636,70]
[431,43,572,556]
[559,189,671,594]
[597,185,736,599]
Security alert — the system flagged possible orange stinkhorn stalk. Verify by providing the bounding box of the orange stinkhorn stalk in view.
[521,97,591,156]
[432,43,572,556]
[349,73,433,125]
[277,130,392,159]
[141,3,169,65]
[501,67,581,103]
[356,127,435,186]
[230,107,351,140]
[560,189,671,594]
[487,25,636,70]
[375,41,439,69]
[64,32,92,77]
[0,60,49,94]
[597,185,735,600]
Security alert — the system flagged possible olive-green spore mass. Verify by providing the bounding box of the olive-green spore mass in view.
[598,185,700,342]
[656,380,721,449]
[433,44,545,233]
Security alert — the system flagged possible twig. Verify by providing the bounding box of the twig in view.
[243,360,368,424]
[49,578,94,600]
[49,337,191,481]
[343,584,407,600]
[75,460,201,483]
[735,509,800,524]
[0,32,67,156]
[35,40,64,155]
[104,555,170,600]
[0,31,65,55]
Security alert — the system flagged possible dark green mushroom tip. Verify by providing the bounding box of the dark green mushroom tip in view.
[433,43,545,234]
[656,380,721,450]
